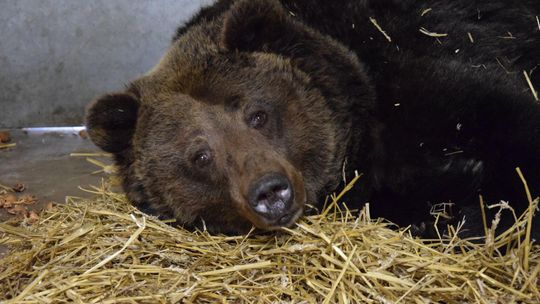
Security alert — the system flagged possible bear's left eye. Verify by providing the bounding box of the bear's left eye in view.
[193,150,213,168]
[248,111,268,129]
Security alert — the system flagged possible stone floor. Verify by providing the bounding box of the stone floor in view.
[0,129,110,220]
[0,128,110,256]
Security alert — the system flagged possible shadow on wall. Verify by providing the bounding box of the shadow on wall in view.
[0,0,214,128]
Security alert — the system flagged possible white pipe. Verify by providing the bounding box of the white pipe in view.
[21,126,86,135]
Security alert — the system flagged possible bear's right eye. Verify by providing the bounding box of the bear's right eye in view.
[248,111,268,129]
[193,150,213,168]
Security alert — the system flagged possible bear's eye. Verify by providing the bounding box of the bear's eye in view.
[193,150,213,167]
[248,111,268,129]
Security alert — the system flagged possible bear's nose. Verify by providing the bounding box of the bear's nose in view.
[248,173,294,222]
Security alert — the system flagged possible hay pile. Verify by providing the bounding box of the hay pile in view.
[1,175,539,303]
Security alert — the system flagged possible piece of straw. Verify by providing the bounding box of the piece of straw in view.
[523,70,539,101]
[369,17,392,42]
[419,27,448,37]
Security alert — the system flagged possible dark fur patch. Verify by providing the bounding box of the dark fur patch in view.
[221,0,289,52]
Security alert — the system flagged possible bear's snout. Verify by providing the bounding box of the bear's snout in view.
[248,173,294,223]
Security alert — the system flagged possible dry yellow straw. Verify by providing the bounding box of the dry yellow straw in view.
[419,27,448,37]
[369,17,392,42]
[523,70,539,101]
[0,175,538,303]
[0,143,16,149]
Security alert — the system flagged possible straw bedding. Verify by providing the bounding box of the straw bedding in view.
[0,173,539,303]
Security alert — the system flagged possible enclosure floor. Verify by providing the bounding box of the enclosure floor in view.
[0,129,107,219]
[0,130,106,255]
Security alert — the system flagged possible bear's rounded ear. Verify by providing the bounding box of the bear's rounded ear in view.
[85,93,139,153]
[221,0,291,52]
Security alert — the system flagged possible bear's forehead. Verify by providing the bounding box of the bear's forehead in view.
[131,60,297,112]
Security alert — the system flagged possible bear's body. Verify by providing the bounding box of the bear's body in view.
[86,0,540,237]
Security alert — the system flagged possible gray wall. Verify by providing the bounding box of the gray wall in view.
[0,0,213,128]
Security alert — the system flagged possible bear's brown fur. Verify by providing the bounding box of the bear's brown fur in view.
[87,0,540,237]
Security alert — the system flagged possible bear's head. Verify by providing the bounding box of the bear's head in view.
[86,0,375,234]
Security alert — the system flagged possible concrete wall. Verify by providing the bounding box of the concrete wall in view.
[0,0,214,128]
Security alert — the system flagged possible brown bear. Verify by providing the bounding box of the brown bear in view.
[86,0,540,237]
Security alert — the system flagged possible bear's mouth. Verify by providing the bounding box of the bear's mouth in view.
[239,192,306,229]
[266,206,304,230]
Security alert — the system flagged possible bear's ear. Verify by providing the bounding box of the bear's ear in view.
[85,93,139,153]
[221,0,292,52]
